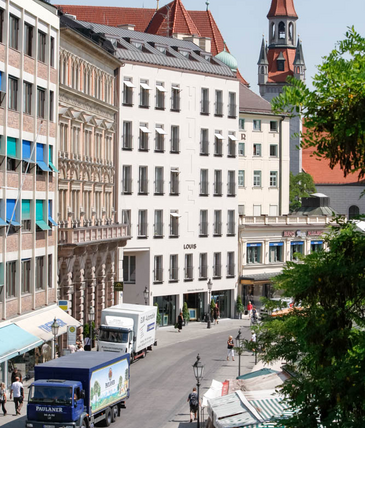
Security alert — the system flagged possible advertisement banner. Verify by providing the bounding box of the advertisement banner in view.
[67,325,77,346]
[90,359,129,414]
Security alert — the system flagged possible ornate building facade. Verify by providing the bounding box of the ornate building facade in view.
[57,15,129,331]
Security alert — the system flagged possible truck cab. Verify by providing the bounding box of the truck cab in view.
[97,316,134,354]
[26,379,87,428]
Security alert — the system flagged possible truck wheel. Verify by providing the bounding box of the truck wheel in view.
[104,408,112,427]
[142,349,147,358]
[111,406,118,423]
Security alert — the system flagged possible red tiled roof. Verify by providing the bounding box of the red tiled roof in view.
[302,147,364,185]
[146,0,200,37]
[55,5,155,31]
[267,47,295,83]
[267,0,298,19]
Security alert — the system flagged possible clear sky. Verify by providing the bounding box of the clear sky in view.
[55,0,365,93]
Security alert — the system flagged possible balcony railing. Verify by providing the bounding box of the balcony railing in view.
[153,268,163,283]
[227,182,236,196]
[184,266,193,280]
[213,222,222,236]
[123,179,132,194]
[170,222,179,237]
[170,180,179,195]
[137,223,148,238]
[169,267,179,282]
[213,264,222,278]
[227,263,235,277]
[154,223,163,237]
[138,180,149,195]
[58,223,130,246]
[200,181,209,196]
[214,182,223,196]
[199,222,208,236]
[227,222,236,236]
[215,101,223,116]
[199,265,208,279]
[228,103,237,118]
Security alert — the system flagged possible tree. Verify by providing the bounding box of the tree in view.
[244,220,365,427]
[236,296,244,318]
[289,172,316,212]
[154,303,162,326]
[182,302,190,324]
[272,28,365,179]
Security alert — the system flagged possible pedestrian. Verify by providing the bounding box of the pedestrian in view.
[68,344,76,353]
[84,335,91,351]
[177,312,183,332]
[213,304,219,325]
[187,387,200,423]
[252,306,258,324]
[76,341,84,352]
[227,335,235,361]
[0,382,7,416]
[11,366,22,383]
[10,377,24,415]
[247,301,253,318]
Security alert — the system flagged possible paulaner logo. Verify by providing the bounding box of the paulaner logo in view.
[36,406,62,413]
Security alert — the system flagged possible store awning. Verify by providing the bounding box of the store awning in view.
[123,80,135,88]
[155,127,167,135]
[15,305,81,342]
[36,161,51,172]
[249,397,292,422]
[207,390,263,428]
[139,126,151,133]
[214,133,224,140]
[0,323,43,364]
[156,85,167,92]
[140,82,151,90]
[240,272,282,284]
[228,134,238,141]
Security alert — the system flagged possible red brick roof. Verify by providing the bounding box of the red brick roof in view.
[268,47,295,83]
[267,0,298,19]
[146,0,200,37]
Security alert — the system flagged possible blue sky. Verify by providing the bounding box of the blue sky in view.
[56,0,364,93]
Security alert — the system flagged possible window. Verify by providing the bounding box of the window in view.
[0,9,4,43]
[155,125,166,152]
[21,259,31,294]
[171,126,180,153]
[253,120,261,131]
[170,169,179,195]
[238,204,245,216]
[155,167,164,195]
[277,60,285,71]
[201,88,209,114]
[213,253,221,278]
[227,210,235,236]
[311,241,323,253]
[137,210,148,237]
[170,212,179,237]
[23,82,32,115]
[279,21,286,39]
[154,210,163,238]
[22,199,31,231]
[8,77,18,111]
[199,210,208,236]
[122,165,132,194]
[140,80,150,107]
[269,205,278,216]
[227,171,236,196]
[238,142,245,156]
[24,23,33,57]
[215,90,223,116]
[49,91,54,121]
[214,131,223,156]
[9,15,19,50]
[253,144,262,156]
[138,166,148,194]
[270,121,278,132]
[239,118,245,130]
[123,255,136,283]
[228,92,236,118]
[38,31,46,63]
[199,253,208,279]
[154,256,163,283]
[123,121,132,149]
[270,171,278,187]
[253,170,261,187]
[214,170,222,196]
[7,137,17,170]
[50,37,55,67]
[170,255,178,282]
[228,133,237,157]
[171,85,180,111]
[123,78,134,105]
[291,242,304,260]
[213,210,222,236]
[122,210,131,236]
[6,261,17,298]
[184,254,193,280]
[269,243,283,263]
[37,87,45,118]
[253,205,262,216]
[156,82,165,109]
[36,256,44,290]
[270,145,278,157]
[139,123,149,151]
[227,252,235,277]
[200,169,208,196]
[200,129,209,155]
[349,205,360,219]
[247,244,262,264]
[238,170,245,188]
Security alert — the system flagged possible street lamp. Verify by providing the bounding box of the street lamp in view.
[51,317,59,360]
[143,286,149,306]
[192,354,205,428]
[235,328,245,378]
[88,306,95,350]
[207,278,213,328]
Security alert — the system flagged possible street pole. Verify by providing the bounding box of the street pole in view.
[207,289,211,328]
[197,380,200,428]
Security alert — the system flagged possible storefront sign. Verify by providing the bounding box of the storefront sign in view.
[58,300,69,311]
[296,230,307,238]
[67,325,77,346]
[283,231,295,237]
[114,281,124,292]
[307,231,324,236]
[183,244,197,250]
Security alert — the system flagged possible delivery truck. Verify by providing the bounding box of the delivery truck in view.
[98,303,157,362]
[26,352,130,428]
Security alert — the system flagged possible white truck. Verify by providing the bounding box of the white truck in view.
[97,304,157,362]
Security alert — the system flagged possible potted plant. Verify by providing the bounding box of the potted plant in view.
[210,299,216,322]
[236,296,244,319]
[155,303,162,327]
[182,302,190,326]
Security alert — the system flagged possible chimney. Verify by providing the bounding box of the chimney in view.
[64,13,77,20]
[199,37,211,53]
[117,24,135,31]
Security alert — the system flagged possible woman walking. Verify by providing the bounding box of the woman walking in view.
[177,312,183,332]
[0,382,7,416]
[227,336,235,361]
[213,304,219,325]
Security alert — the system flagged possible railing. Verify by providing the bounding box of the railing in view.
[228,103,236,117]
[184,266,193,280]
[154,223,163,237]
[213,265,222,278]
[169,267,179,282]
[201,141,209,155]
[154,179,164,195]
[215,101,223,116]
[170,222,179,237]
[138,180,149,195]
[200,181,209,196]
[137,223,148,237]
[153,268,163,283]
[122,179,132,194]
[227,222,236,236]
[170,180,179,195]
[199,222,208,236]
[199,265,208,279]
[213,222,222,236]
[58,223,130,245]
[227,263,235,277]
[227,182,236,196]
[214,182,223,196]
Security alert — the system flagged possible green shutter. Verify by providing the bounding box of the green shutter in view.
[7,137,17,157]
[36,200,50,230]
[22,200,31,220]
[48,145,58,172]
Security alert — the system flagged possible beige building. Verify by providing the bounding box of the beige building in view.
[57,15,129,333]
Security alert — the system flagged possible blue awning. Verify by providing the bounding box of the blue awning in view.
[0,217,7,227]
[269,242,284,247]
[0,323,43,364]
[6,199,21,227]
[291,241,304,246]
[36,161,51,172]
[247,243,262,248]
[48,200,57,226]
[311,241,323,245]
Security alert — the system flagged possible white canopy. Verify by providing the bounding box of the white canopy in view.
[123,80,135,88]
[170,212,181,218]
[228,134,238,141]
[140,83,151,90]
[139,126,151,133]
[156,85,167,92]
[155,127,167,135]
[215,133,224,140]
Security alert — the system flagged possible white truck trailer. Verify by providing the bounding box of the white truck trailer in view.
[98,304,157,362]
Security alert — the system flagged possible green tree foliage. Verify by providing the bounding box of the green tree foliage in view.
[183,302,190,322]
[236,296,244,316]
[93,380,101,398]
[210,299,216,316]
[272,28,365,179]
[244,221,365,427]
[289,172,316,212]
[154,303,162,326]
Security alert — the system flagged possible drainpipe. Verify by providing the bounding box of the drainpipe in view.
[279,115,285,216]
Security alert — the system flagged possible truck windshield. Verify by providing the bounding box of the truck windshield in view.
[29,386,72,405]
[99,329,129,343]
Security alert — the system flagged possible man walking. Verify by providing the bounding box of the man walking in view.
[10,377,24,415]
[11,366,22,383]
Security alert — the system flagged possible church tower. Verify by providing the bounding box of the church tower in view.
[258,0,306,175]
